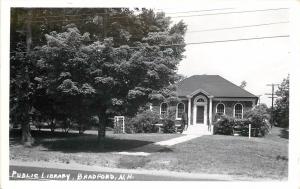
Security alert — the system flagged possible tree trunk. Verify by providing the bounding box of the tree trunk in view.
[26,10,32,53]
[97,114,106,142]
[20,9,34,146]
[49,119,56,134]
[21,116,34,146]
[78,124,84,135]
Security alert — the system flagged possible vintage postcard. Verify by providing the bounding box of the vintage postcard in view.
[1,0,300,188]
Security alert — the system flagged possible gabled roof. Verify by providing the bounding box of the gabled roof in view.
[176,75,257,98]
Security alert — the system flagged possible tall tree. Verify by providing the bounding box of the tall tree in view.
[273,75,289,128]
[239,80,247,89]
[10,9,36,145]
[11,8,187,142]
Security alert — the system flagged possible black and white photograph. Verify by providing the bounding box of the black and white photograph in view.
[1,0,300,187]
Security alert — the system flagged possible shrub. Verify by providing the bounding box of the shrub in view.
[159,105,178,133]
[214,115,263,137]
[213,115,234,135]
[244,111,270,137]
[126,110,160,133]
[214,104,271,137]
[162,118,176,133]
[124,117,136,134]
[232,118,251,136]
[244,104,271,136]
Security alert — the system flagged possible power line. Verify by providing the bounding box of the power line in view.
[171,8,289,18]
[23,20,289,41]
[10,34,289,54]
[165,8,235,14]
[28,8,236,19]
[183,35,289,45]
[9,21,289,45]
[26,8,289,23]
[188,21,289,33]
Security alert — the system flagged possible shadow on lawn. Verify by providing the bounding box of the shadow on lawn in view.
[10,129,173,153]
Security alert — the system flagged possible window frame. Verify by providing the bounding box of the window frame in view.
[160,102,168,117]
[233,103,243,119]
[176,102,185,120]
[216,103,225,116]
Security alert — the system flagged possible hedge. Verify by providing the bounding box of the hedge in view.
[214,114,270,137]
[124,109,178,134]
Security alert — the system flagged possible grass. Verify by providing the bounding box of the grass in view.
[10,129,180,152]
[10,128,180,167]
[9,127,288,180]
[147,126,288,180]
[144,132,288,179]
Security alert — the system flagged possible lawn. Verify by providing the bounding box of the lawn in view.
[143,130,288,180]
[9,127,288,180]
[10,128,180,167]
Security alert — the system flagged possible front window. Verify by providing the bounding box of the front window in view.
[234,103,243,119]
[160,103,168,117]
[177,103,185,119]
[216,103,225,115]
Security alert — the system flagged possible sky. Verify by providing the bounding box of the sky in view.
[159,3,290,107]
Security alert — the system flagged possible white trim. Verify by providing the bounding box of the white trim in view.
[189,88,212,97]
[188,97,191,126]
[233,103,243,119]
[194,95,207,103]
[176,102,185,120]
[209,97,213,126]
[160,102,168,116]
[193,95,207,126]
[216,103,226,115]
[213,97,256,102]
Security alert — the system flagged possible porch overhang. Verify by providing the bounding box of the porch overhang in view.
[186,88,214,99]
[185,89,214,128]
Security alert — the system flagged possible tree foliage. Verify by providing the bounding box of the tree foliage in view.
[245,103,270,120]
[239,81,247,89]
[10,8,187,142]
[274,75,289,128]
[244,103,271,136]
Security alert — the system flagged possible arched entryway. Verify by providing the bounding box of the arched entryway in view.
[193,95,207,126]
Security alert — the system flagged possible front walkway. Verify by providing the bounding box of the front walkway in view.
[154,134,200,146]
[115,134,202,156]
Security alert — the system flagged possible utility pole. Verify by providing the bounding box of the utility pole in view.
[265,84,279,127]
[257,95,262,105]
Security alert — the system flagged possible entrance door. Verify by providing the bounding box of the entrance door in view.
[196,106,204,124]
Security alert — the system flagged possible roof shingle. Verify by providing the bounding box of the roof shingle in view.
[176,75,257,98]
